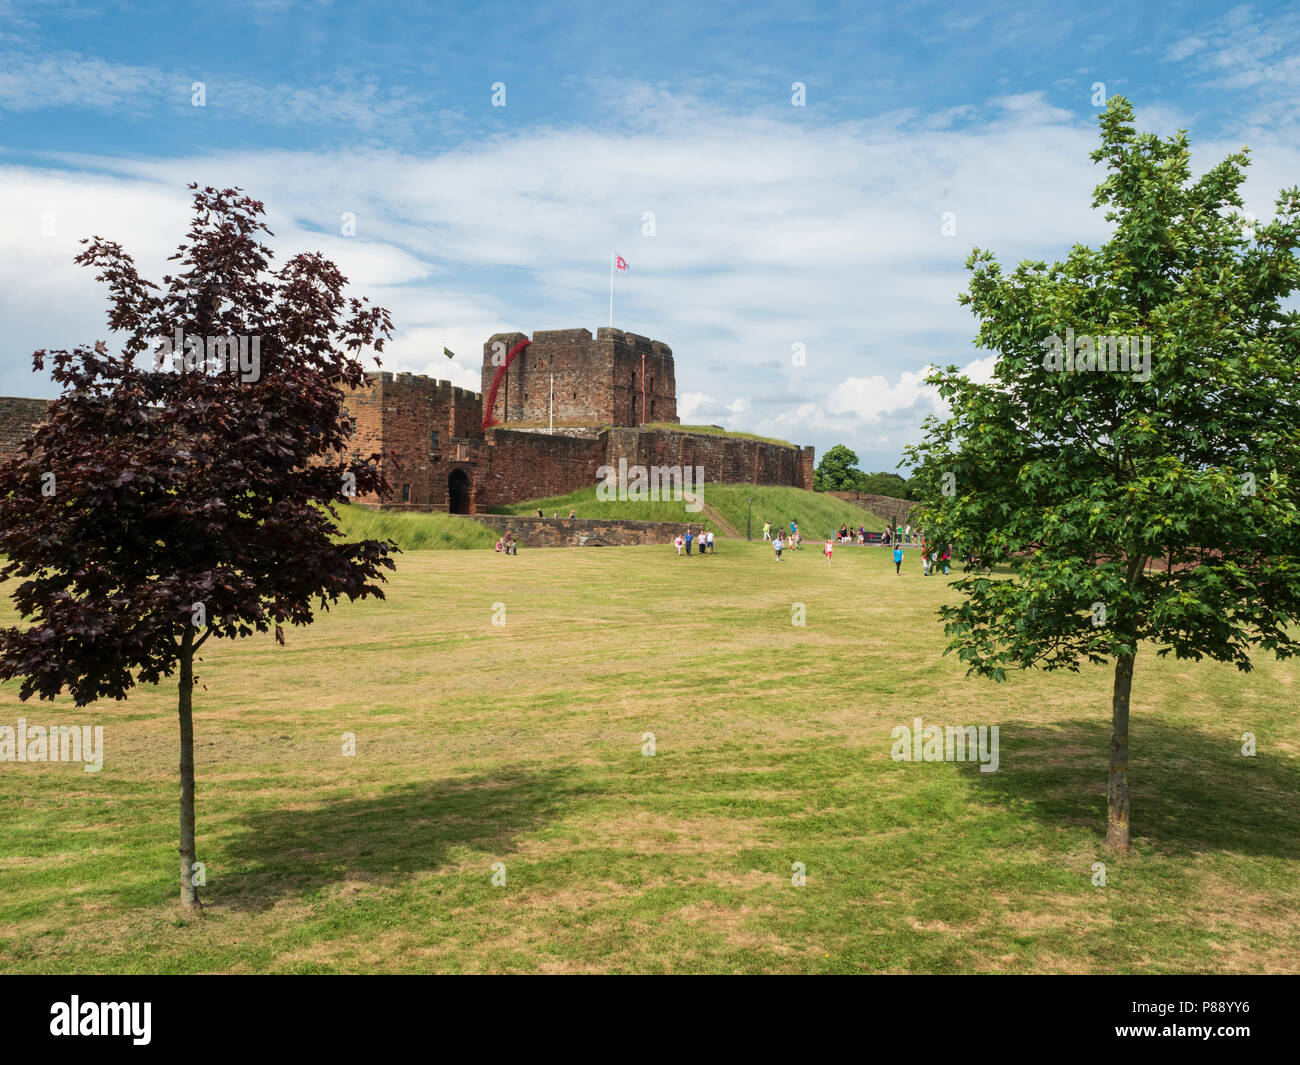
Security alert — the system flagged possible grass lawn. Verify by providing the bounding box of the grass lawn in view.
[0,542,1296,973]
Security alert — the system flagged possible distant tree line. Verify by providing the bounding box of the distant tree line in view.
[813,444,915,498]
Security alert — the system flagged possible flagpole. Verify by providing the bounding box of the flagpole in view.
[609,249,614,328]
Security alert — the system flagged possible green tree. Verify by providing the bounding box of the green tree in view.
[858,471,910,497]
[905,98,1300,851]
[814,444,865,491]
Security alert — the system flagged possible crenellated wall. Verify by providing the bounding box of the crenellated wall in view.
[340,371,485,509]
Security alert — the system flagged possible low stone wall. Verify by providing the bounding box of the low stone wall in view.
[470,514,703,548]
[828,491,916,527]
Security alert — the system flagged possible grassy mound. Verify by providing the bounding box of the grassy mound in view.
[493,483,888,537]
[641,422,796,447]
[331,504,497,551]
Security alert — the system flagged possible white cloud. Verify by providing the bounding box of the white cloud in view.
[2,71,1298,469]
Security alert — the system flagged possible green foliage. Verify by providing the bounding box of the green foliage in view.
[905,96,1300,682]
[814,444,864,491]
[857,471,911,498]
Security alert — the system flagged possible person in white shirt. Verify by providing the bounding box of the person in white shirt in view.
[706,530,715,553]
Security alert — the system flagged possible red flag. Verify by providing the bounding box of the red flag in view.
[615,255,628,272]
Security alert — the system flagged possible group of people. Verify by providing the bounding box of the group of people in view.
[886,542,951,574]
[920,542,951,575]
[762,519,805,550]
[535,508,577,519]
[772,531,837,565]
[674,527,716,555]
[493,531,518,555]
[883,525,920,546]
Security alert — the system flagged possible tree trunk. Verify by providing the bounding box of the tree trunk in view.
[178,627,201,910]
[1105,648,1136,852]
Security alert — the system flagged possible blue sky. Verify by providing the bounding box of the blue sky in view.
[2,0,1298,469]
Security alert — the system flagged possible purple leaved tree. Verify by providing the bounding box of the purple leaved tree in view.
[0,185,397,909]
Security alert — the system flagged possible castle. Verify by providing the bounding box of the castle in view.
[0,326,815,512]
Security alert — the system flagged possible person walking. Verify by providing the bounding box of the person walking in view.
[773,533,784,561]
[707,529,715,554]
[763,519,772,541]
[824,538,834,566]
[893,544,903,574]
[684,528,694,555]
[674,533,684,556]
[942,547,950,575]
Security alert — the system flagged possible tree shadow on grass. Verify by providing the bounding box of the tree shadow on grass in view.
[955,718,1300,858]
[213,768,573,911]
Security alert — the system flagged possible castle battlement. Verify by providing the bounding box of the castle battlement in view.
[480,326,677,428]
[364,370,481,404]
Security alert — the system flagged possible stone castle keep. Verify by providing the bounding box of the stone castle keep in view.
[0,326,815,513]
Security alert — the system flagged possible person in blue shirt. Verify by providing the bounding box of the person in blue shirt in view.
[683,528,693,555]
[893,545,904,574]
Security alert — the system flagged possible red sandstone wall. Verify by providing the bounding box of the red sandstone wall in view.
[0,397,51,460]
[474,428,607,510]
[480,327,677,427]
[341,372,482,508]
[603,428,809,490]
[611,332,676,425]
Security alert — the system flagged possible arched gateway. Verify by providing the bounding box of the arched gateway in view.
[448,468,472,514]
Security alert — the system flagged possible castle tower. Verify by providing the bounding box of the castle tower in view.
[481,327,677,428]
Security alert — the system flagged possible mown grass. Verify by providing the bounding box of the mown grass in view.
[0,543,1295,973]
[491,483,887,536]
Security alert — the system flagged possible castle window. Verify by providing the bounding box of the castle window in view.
[401,484,411,502]
[430,430,439,451]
